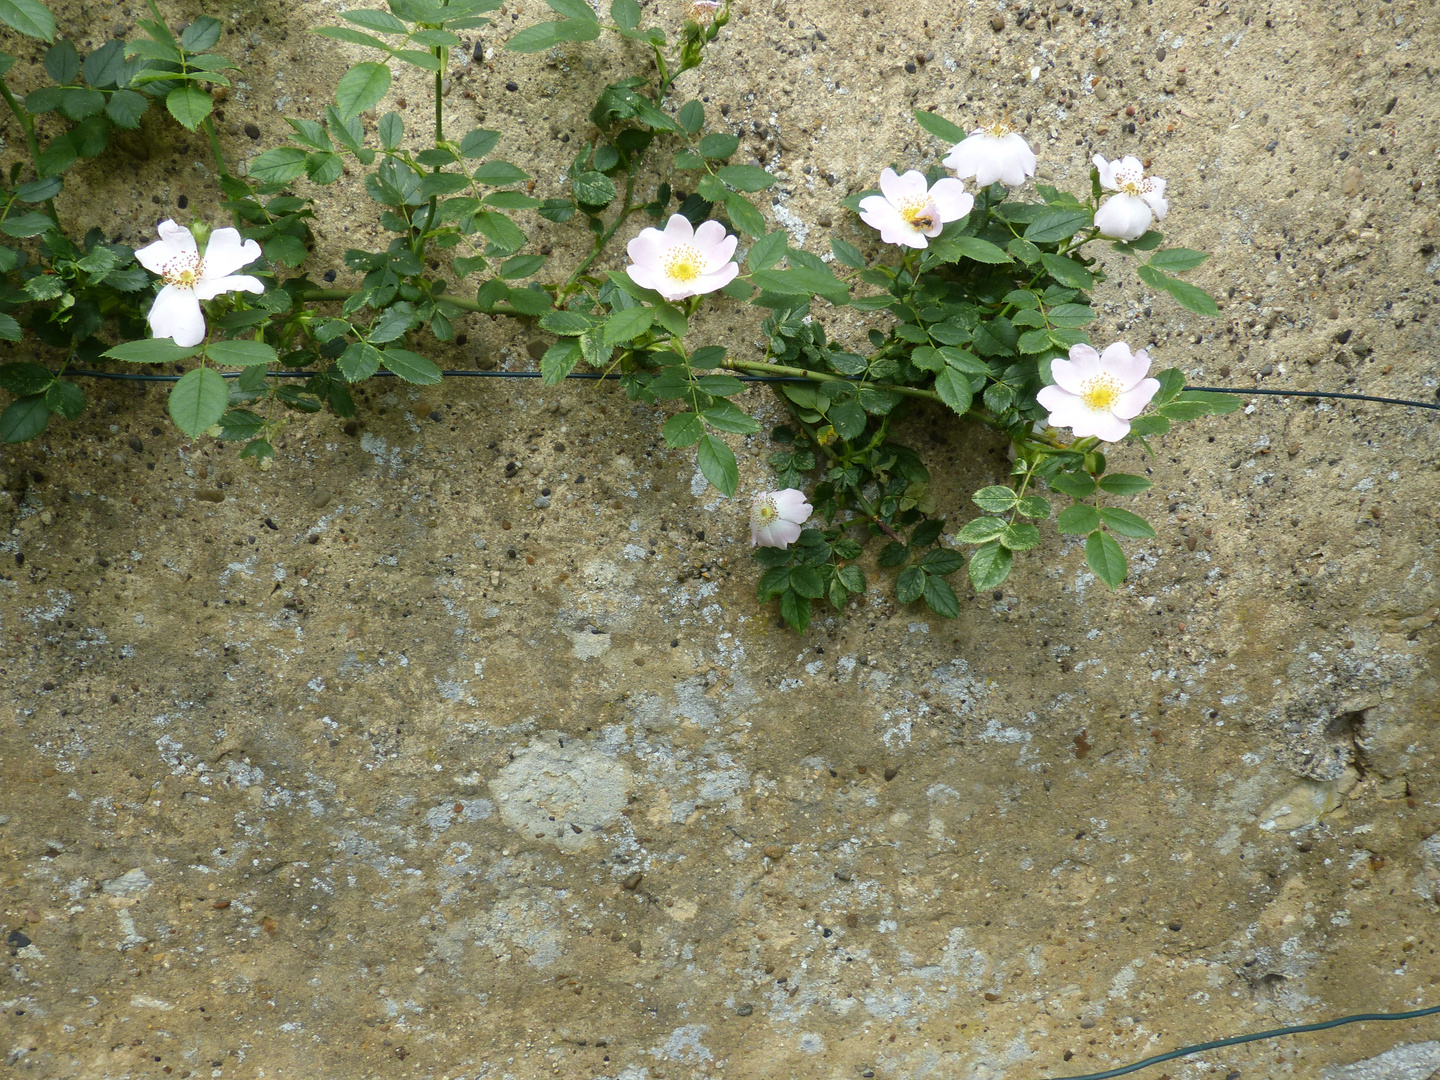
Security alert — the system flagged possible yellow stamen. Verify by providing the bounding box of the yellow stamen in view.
[1081,374,1122,412]
[663,243,703,282]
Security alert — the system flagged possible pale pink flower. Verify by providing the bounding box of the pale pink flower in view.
[942,121,1036,187]
[1092,154,1168,241]
[625,214,738,302]
[858,168,974,250]
[751,488,812,548]
[1036,341,1160,443]
[135,220,263,347]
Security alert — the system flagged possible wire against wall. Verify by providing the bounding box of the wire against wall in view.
[1049,1002,1440,1080]
[56,368,1440,412]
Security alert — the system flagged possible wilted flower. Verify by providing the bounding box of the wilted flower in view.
[135,220,263,348]
[751,488,813,549]
[1036,341,1160,443]
[686,0,720,25]
[625,214,738,302]
[858,168,974,250]
[1092,154,1168,241]
[942,121,1036,187]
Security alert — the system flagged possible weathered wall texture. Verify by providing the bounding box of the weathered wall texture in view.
[3,0,1440,1076]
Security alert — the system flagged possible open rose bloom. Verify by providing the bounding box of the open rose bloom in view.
[1036,342,1160,443]
[751,489,813,549]
[858,168,974,250]
[135,220,264,348]
[1092,155,1168,241]
[942,122,1037,188]
[625,214,738,302]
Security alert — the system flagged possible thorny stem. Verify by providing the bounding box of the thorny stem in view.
[0,78,59,226]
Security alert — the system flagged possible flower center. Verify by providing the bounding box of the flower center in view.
[663,243,703,282]
[687,0,719,25]
[981,120,1012,138]
[756,499,777,523]
[1114,163,1150,198]
[1081,374,1122,413]
[898,197,937,232]
[161,252,203,290]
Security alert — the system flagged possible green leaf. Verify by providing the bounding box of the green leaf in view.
[1015,495,1051,518]
[724,192,765,238]
[1171,389,1241,415]
[338,341,382,381]
[165,84,212,131]
[335,62,392,121]
[1047,473,1095,498]
[378,110,404,150]
[1129,414,1170,437]
[1085,529,1127,588]
[697,433,738,496]
[967,541,1012,591]
[652,303,688,337]
[238,438,274,461]
[919,548,964,575]
[43,38,78,82]
[956,516,1006,544]
[0,362,53,395]
[1098,473,1152,496]
[207,340,277,367]
[1149,247,1209,273]
[787,565,823,600]
[341,7,408,32]
[103,339,203,364]
[459,127,501,158]
[1024,208,1092,244]
[0,313,18,342]
[972,485,1018,513]
[702,402,760,435]
[749,266,847,304]
[1154,367,1185,405]
[604,306,654,344]
[779,588,811,633]
[315,25,392,49]
[1098,506,1156,539]
[1007,237,1041,265]
[610,0,641,28]
[923,574,960,619]
[663,410,704,448]
[716,164,775,192]
[215,408,266,441]
[474,160,529,185]
[381,347,442,384]
[249,146,309,184]
[1057,503,1101,534]
[677,98,704,133]
[829,237,865,269]
[540,338,581,383]
[392,48,442,69]
[547,0,599,19]
[1000,522,1041,551]
[1137,263,1218,317]
[0,394,50,442]
[747,230,787,272]
[497,253,546,279]
[1039,251,1094,289]
[912,108,965,144]
[0,0,55,40]
[698,132,739,159]
[933,367,973,415]
[540,310,599,336]
[505,18,601,51]
[896,565,926,604]
[950,236,1011,264]
[105,89,148,128]
[474,211,526,254]
[168,367,228,436]
[572,169,617,207]
[45,379,84,419]
[179,15,223,50]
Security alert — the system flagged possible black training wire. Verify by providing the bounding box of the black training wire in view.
[52,368,1440,411]
[1049,1002,1440,1080]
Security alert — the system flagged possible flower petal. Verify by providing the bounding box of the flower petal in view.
[690,260,739,296]
[661,213,695,244]
[134,238,177,275]
[193,273,265,301]
[773,488,813,524]
[200,227,261,280]
[1112,377,1161,419]
[876,167,905,204]
[626,227,666,268]
[995,132,1037,186]
[157,219,197,256]
[697,229,737,271]
[1093,193,1153,241]
[1092,154,1118,190]
[1047,360,1088,396]
[1036,384,1080,416]
[927,178,973,223]
[1064,343,1102,382]
[626,260,661,292]
[1085,412,1133,443]
[1142,187,1169,221]
[1098,341,1149,389]
[147,284,206,347]
[860,200,925,248]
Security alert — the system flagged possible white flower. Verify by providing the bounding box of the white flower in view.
[1092,155,1168,241]
[135,220,264,347]
[858,168,974,250]
[686,0,720,25]
[942,121,1037,187]
[625,214,738,302]
[1036,341,1161,443]
[751,488,813,549]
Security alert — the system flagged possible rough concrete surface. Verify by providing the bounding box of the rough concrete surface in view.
[3,0,1440,1077]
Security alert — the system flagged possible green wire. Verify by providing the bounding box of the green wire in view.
[1051,1004,1440,1080]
